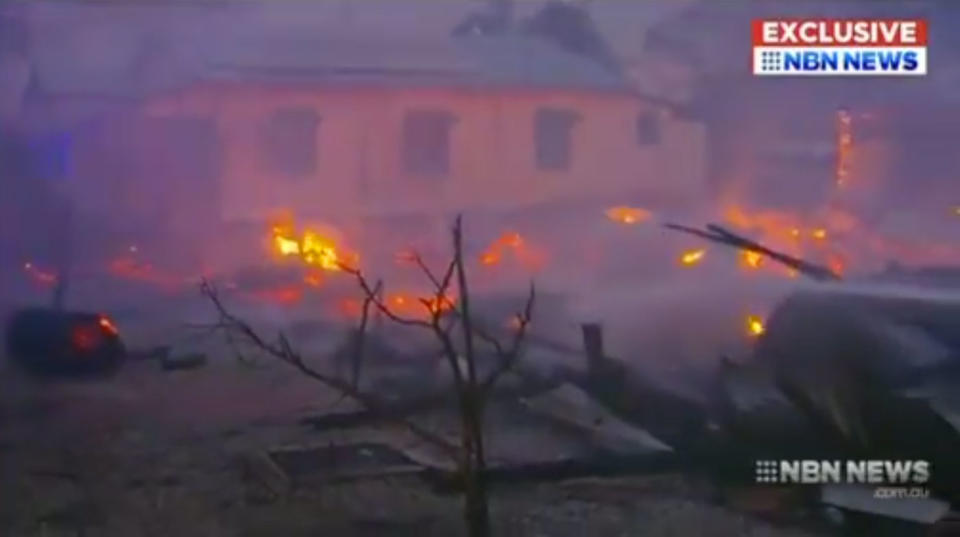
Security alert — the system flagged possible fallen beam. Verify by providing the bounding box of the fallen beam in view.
[663,222,841,281]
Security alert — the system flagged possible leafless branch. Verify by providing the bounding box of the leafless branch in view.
[349,279,381,388]
[480,282,536,393]
[409,251,458,301]
[203,215,536,537]
[340,266,433,329]
[199,280,459,460]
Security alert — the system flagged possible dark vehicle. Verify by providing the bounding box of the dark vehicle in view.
[5,308,126,376]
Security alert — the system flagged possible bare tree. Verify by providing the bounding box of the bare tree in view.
[202,215,535,537]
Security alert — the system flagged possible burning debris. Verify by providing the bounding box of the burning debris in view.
[5,308,126,376]
[717,205,848,278]
[750,287,960,495]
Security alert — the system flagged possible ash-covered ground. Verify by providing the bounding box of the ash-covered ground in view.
[0,348,831,537]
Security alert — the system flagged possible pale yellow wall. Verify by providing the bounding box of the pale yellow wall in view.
[144,84,707,223]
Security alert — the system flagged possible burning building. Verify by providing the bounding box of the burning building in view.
[639,0,960,273]
[9,4,706,284]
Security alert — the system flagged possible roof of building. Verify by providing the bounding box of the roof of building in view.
[201,33,629,92]
[21,1,657,100]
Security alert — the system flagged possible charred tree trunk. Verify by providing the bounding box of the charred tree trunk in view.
[204,215,535,537]
[460,389,491,537]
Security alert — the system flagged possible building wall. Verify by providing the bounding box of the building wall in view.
[143,83,707,224]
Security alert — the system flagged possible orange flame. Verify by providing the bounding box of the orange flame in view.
[479,230,540,269]
[269,215,356,272]
[605,206,652,225]
[679,249,706,266]
[480,251,501,266]
[719,204,862,276]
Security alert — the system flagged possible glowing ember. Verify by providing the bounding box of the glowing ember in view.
[337,298,363,318]
[746,315,765,337]
[789,228,800,238]
[953,206,960,216]
[811,228,827,240]
[506,315,526,331]
[480,251,501,266]
[826,254,846,276]
[605,206,652,225]
[248,285,303,305]
[395,250,417,265]
[424,295,456,315]
[679,249,706,266]
[303,271,324,287]
[741,250,763,269]
[386,292,456,317]
[71,325,100,351]
[98,316,119,336]
[107,257,184,290]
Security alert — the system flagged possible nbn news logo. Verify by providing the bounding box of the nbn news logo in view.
[752,19,928,76]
